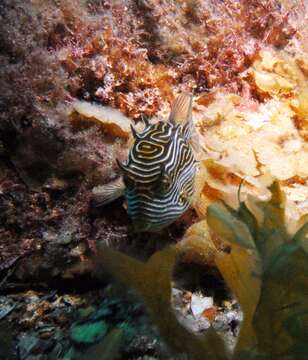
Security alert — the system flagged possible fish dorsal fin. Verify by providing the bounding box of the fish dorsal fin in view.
[169,93,193,140]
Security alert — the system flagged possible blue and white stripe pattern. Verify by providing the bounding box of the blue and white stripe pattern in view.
[118,97,197,231]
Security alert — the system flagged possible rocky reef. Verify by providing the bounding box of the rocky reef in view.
[0,1,308,359]
[1,0,306,283]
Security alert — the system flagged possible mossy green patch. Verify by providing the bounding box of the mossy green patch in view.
[70,320,107,344]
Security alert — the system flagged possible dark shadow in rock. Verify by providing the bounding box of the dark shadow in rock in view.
[173,262,229,305]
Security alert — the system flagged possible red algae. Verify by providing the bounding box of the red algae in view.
[45,0,301,116]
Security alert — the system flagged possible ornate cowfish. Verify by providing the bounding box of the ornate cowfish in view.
[92,93,198,232]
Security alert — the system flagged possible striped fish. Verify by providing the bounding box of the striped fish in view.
[93,93,198,232]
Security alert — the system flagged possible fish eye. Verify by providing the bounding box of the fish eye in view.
[160,175,172,192]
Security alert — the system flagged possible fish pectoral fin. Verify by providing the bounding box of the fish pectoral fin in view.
[169,92,193,127]
[91,177,125,207]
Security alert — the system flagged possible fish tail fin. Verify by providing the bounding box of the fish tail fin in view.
[169,93,192,124]
[169,93,193,139]
[92,177,125,207]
